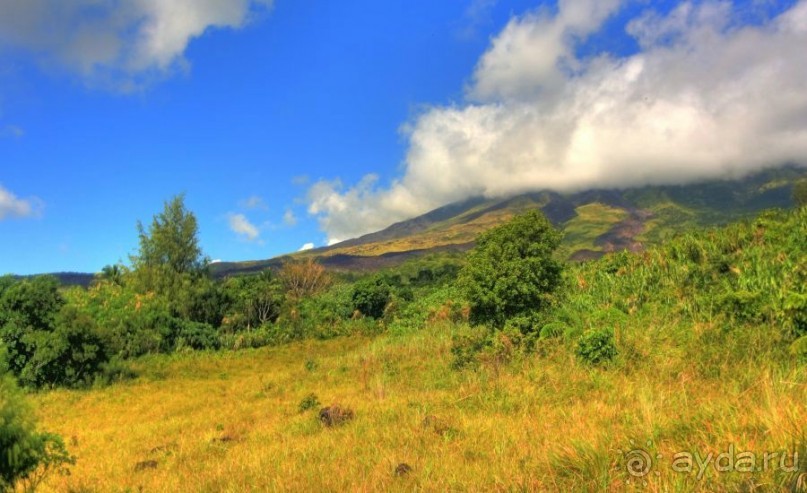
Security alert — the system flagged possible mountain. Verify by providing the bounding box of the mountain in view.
[210,165,805,277]
[29,166,805,282]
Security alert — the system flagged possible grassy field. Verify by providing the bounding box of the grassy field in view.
[33,325,805,492]
[25,206,807,492]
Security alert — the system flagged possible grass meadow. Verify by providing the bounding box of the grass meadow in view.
[20,206,807,492]
[34,325,805,492]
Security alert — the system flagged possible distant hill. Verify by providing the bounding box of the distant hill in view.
[208,165,806,277]
[37,165,807,282]
[15,272,96,288]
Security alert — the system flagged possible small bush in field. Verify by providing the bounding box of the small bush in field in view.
[450,328,491,370]
[94,358,138,387]
[298,393,320,413]
[576,328,618,366]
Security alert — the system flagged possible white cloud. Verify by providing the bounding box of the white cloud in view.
[283,208,297,226]
[228,213,260,242]
[308,0,807,243]
[298,242,314,251]
[456,0,499,40]
[239,195,267,210]
[0,0,273,90]
[0,184,40,220]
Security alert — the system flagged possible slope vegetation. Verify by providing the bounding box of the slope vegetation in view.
[34,206,806,492]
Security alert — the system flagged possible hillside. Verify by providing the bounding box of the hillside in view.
[31,205,807,492]
[26,166,804,283]
[212,166,805,277]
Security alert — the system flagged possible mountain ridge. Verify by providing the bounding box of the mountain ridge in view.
[26,165,807,284]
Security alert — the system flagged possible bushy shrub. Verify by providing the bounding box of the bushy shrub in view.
[716,290,764,323]
[93,357,138,386]
[450,327,491,370]
[298,393,320,412]
[351,278,392,319]
[219,325,278,350]
[539,322,567,339]
[0,359,74,491]
[576,328,618,366]
[175,321,220,351]
[458,210,563,328]
[1,279,110,388]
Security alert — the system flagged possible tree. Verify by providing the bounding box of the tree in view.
[0,276,64,377]
[458,210,563,329]
[96,264,127,286]
[351,277,391,319]
[0,277,109,388]
[223,271,283,331]
[130,195,209,318]
[278,258,332,302]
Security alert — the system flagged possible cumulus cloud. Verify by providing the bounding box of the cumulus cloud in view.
[308,0,807,243]
[228,213,260,242]
[0,184,40,220]
[298,242,314,251]
[0,0,272,90]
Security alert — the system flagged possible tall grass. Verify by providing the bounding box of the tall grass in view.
[30,207,806,492]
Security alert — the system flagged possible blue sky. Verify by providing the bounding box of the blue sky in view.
[1,0,805,275]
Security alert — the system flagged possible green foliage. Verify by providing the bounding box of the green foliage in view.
[298,393,320,413]
[18,306,108,388]
[791,336,807,362]
[0,359,74,491]
[539,322,566,339]
[450,327,491,370]
[576,328,618,366]
[221,272,283,332]
[458,210,563,328]
[0,278,109,388]
[793,179,807,207]
[93,357,138,387]
[351,278,392,319]
[130,195,210,320]
[559,207,806,370]
[174,321,220,351]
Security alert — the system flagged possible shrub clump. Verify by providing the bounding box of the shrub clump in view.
[351,278,392,319]
[458,210,563,329]
[576,328,618,366]
[298,393,320,413]
[0,361,74,491]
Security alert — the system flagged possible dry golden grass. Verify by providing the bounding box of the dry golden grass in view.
[32,326,806,492]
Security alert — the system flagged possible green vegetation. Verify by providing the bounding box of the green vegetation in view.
[795,179,807,207]
[2,191,806,491]
[459,210,563,328]
[0,353,73,492]
[351,277,392,319]
[560,203,628,253]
